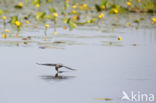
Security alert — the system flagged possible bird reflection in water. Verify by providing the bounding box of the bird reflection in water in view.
[40,72,76,81]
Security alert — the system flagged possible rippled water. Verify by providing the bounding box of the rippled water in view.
[0,26,156,103]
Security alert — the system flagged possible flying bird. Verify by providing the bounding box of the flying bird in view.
[37,63,76,72]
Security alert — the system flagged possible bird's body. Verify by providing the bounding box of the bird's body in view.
[37,63,76,72]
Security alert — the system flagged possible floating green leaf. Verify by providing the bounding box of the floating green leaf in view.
[46,0,52,3]
[32,0,41,5]
[35,12,46,20]
[14,5,23,9]
[86,18,97,23]
[49,8,56,13]
[69,21,77,31]
[64,18,70,24]
[95,4,102,12]
[10,16,18,24]
[0,9,3,15]
[45,14,55,21]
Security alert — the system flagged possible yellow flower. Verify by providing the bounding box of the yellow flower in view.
[72,5,77,9]
[2,16,7,20]
[126,1,132,6]
[25,20,30,24]
[64,26,67,30]
[126,22,131,26]
[45,24,50,28]
[2,34,7,39]
[15,21,22,27]
[79,5,83,10]
[113,9,119,14]
[5,29,10,33]
[118,36,122,41]
[83,4,88,8]
[98,13,104,19]
[53,31,57,35]
[137,0,141,2]
[86,20,91,23]
[66,0,69,3]
[135,18,140,23]
[53,13,58,17]
[101,5,105,10]
[72,15,79,21]
[152,17,156,24]
[72,10,77,14]
[36,3,40,8]
[18,2,23,8]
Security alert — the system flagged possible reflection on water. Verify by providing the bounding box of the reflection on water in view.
[0,27,156,48]
[40,73,76,82]
[101,41,124,47]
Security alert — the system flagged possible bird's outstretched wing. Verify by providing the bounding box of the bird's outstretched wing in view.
[37,63,56,66]
[63,65,76,70]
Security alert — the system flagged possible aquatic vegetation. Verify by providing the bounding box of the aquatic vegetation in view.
[45,24,50,28]
[2,16,7,29]
[1,28,9,39]
[46,8,58,35]
[2,34,7,39]
[44,24,50,40]
[64,18,77,31]
[72,4,77,9]
[25,20,30,24]
[15,2,23,9]
[53,12,58,35]
[118,36,122,41]
[2,16,6,20]
[98,13,104,19]
[35,3,40,8]
[53,13,58,17]
[126,22,131,27]
[5,29,10,33]
[15,21,22,37]
[0,0,155,40]
[152,17,156,24]
[112,8,119,14]
[10,16,18,24]
[35,12,46,20]
[126,1,132,7]
[134,18,140,24]
[53,31,57,35]
[0,10,3,15]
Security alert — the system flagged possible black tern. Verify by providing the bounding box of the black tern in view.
[37,63,76,72]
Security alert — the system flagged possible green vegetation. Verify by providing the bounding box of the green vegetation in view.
[0,0,156,39]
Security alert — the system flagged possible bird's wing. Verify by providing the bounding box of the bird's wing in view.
[37,63,56,66]
[63,65,76,70]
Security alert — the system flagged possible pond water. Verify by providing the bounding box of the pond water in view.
[0,25,156,103]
